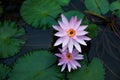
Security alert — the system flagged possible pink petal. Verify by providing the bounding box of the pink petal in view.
[74,19,82,29]
[61,64,66,72]
[55,54,62,58]
[78,25,88,31]
[72,49,79,54]
[58,60,64,66]
[76,31,88,36]
[61,14,69,26]
[58,21,67,30]
[52,25,63,31]
[74,54,84,60]
[67,63,72,72]
[74,41,81,52]
[62,46,67,52]
[80,36,91,41]
[54,38,63,46]
[58,48,63,53]
[62,36,69,48]
[75,37,87,46]
[70,16,77,27]
[73,61,81,67]
[54,32,66,37]
[68,39,73,53]
[70,61,77,69]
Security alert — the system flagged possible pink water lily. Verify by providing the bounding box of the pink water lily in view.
[53,14,91,53]
[55,48,84,72]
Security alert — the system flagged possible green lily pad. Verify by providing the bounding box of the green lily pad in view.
[84,0,109,15]
[68,58,105,80]
[0,64,10,80]
[110,0,120,11]
[63,10,84,20]
[55,0,70,6]
[86,24,98,38]
[0,21,25,58]
[9,50,63,80]
[21,0,65,29]
[113,10,120,18]
[110,0,120,18]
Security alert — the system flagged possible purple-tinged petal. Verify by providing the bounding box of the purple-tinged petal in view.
[74,41,81,52]
[54,32,66,37]
[61,64,66,72]
[74,19,82,29]
[72,49,79,54]
[58,21,67,30]
[58,60,64,66]
[70,16,77,27]
[62,45,67,52]
[73,60,81,67]
[76,31,88,36]
[68,39,73,53]
[58,48,63,53]
[62,36,69,48]
[54,38,63,46]
[79,36,91,41]
[55,54,62,58]
[52,25,63,31]
[70,61,77,69]
[61,14,69,26]
[74,54,84,60]
[78,25,88,30]
[67,63,72,72]
[75,37,87,46]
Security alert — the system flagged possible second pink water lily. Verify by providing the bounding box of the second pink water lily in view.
[53,14,91,53]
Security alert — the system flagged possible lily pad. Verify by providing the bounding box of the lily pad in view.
[110,0,120,18]
[0,21,25,58]
[9,50,63,80]
[86,24,98,38]
[21,0,65,29]
[63,10,84,20]
[55,0,70,6]
[84,0,109,14]
[0,64,10,80]
[68,58,105,80]
[110,0,120,11]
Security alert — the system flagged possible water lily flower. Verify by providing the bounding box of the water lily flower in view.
[53,14,91,53]
[55,48,84,72]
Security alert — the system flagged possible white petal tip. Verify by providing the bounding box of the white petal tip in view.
[54,43,59,46]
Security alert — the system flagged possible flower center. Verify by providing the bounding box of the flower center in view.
[67,29,76,37]
[66,53,73,60]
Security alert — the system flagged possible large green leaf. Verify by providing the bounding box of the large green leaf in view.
[55,0,70,6]
[110,0,120,11]
[86,24,98,38]
[110,0,120,18]
[68,58,105,80]
[63,10,84,20]
[0,21,25,58]
[113,10,120,18]
[21,0,64,29]
[84,0,109,14]
[9,50,63,80]
[0,64,10,80]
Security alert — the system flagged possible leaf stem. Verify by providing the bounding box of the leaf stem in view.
[84,10,109,22]
[64,70,69,80]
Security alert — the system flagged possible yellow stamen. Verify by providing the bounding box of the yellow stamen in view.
[66,53,73,60]
[67,29,76,37]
